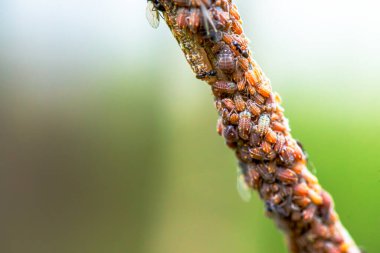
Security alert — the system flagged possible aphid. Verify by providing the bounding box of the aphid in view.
[233,94,245,112]
[274,133,285,153]
[302,205,317,222]
[229,112,239,125]
[236,145,251,162]
[246,165,261,189]
[272,121,287,132]
[279,147,295,165]
[265,151,277,160]
[173,0,211,7]
[196,70,217,79]
[212,81,237,95]
[222,98,235,110]
[293,183,309,196]
[232,41,249,58]
[302,168,319,185]
[146,0,164,29]
[265,129,277,144]
[215,99,222,112]
[236,168,251,202]
[249,147,265,160]
[230,4,240,20]
[275,169,298,184]
[212,6,230,29]
[238,111,252,140]
[216,117,223,135]
[231,20,243,34]
[237,57,249,71]
[261,141,271,154]
[257,81,272,98]
[256,163,275,182]
[246,100,261,116]
[223,125,238,142]
[308,189,323,205]
[258,114,271,136]
[176,8,190,29]
[217,47,236,73]
[237,78,246,91]
[188,8,202,32]
[293,196,311,208]
[249,130,261,147]
[247,85,256,96]
[253,92,266,105]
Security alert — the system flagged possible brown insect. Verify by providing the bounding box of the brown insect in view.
[221,98,235,110]
[257,81,272,98]
[223,125,238,142]
[230,4,240,20]
[256,163,275,182]
[249,147,265,160]
[275,169,298,184]
[217,46,236,73]
[237,56,249,71]
[246,99,261,116]
[238,111,252,140]
[234,93,245,112]
[258,114,271,136]
[261,141,272,154]
[173,0,211,7]
[176,8,189,28]
[293,183,309,197]
[246,166,261,189]
[279,147,295,165]
[265,129,277,144]
[231,20,243,35]
[274,133,285,153]
[229,112,239,125]
[212,81,237,95]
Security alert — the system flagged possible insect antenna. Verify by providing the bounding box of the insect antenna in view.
[200,3,217,36]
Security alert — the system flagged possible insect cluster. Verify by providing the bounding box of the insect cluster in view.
[149,1,360,252]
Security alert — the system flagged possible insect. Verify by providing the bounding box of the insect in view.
[223,125,238,142]
[212,81,237,95]
[258,114,271,136]
[238,111,252,140]
[232,41,249,58]
[233,93,245,112]
[173,0,211,7]
[196,70,217,79]
[174,1,218,37]
[146,0,164,29]
[217,46,236,73]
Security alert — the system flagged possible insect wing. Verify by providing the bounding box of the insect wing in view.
[237,168,251,202]
[200,3,217,36]
[146,1,160,29]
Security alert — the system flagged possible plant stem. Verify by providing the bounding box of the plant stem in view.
[154,1,361,252]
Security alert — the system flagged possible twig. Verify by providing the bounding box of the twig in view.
[150,1,361,252]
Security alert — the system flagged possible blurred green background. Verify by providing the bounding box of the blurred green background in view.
[1,0,379,252]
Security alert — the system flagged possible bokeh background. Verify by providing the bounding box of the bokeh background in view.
[1,0,380,252]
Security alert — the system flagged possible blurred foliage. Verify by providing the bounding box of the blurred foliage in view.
[1,1,380,253]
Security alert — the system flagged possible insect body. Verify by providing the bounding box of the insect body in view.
[258,114,270,136]
[146,0,164,29]
[196,70,217,79]
[232,41,249,58]
[217,46,236,73]
[212,81,237,95]
[238,111,252,140]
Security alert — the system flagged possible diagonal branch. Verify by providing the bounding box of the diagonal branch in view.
[151,1,361,252]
